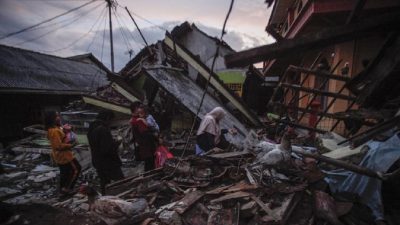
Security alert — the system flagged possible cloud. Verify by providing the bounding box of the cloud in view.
[0,0,273,71]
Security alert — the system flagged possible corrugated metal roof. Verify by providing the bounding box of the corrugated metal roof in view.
[0,44,108,93]
[144,67,248,140]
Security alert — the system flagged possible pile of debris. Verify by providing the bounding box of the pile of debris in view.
[41,131,382,225]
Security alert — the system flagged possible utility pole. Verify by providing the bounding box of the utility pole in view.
[106,0,115,72]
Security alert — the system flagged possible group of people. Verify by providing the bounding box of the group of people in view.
[45,104,232,197]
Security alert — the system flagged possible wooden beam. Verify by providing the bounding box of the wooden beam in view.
[111,82,140,103]
[274,119,327,134]
[346,0,367,24]
[82,96,131,115]
[250,195,279,221]
[225,12,400,67]
[210,191,251,204]
[351,34,400,105]
[265,24,284,42]
[287,65,350,82]
[108,73,144,101]
[272,103,341,119]
[280,83,356,101]
[292,148,385,180]
[207,150,252,159]
[164,34,262,126]
[338,115,400,147]
[173,190,204,214]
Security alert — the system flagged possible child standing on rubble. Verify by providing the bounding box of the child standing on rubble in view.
[45,111,81,198]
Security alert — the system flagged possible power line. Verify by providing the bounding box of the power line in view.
[116,4,168,32]
[172,0,235,175]
[114,8,144,49]
[86,6,108,52]
[115,9,146,48]
[42,3,107,53]
[0,0,97,41]
[112,7,134,52]
[15,0,102,1]
[26,1,104,33]
[100,8,108,62]
[15,2,105,46]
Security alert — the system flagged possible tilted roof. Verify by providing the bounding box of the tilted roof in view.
[0,44,108,94]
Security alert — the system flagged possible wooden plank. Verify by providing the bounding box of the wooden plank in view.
[111,82,140,103]
[222,182,258,193]
[82,96,131,115]
[338,114,400,146]
[272,103,338,119]
[287,65,351,82]
[208,150,251,159]
[292,148,384,179]
[23,125,46,135]
[206,184,235,195]
[225,12,400,67]
[244,167,257,185]
[11,147,51,154]
[107,168,163,189]
[346,0,367,24]
[274,119,327,134]
[273,193,301,225]
[210,191,251,204]
[250,195,279,221]
[164,34,262,126]
[174,190,205,214]
[280,83,356,101]
[323,145,364,159]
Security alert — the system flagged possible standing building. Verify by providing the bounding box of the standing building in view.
[264,0,400,134]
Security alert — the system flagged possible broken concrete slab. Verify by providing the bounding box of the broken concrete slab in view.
[159,210,182,225]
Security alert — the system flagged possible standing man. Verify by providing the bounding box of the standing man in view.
[87,110,124,194]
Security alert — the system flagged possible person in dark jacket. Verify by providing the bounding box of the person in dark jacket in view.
[87,110,124,194]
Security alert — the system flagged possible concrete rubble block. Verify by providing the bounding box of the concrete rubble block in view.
[158,210,182,225]
[5,171,28,181]
[28,171,57,183]
[31,164,58,173]
[0,187,22,198]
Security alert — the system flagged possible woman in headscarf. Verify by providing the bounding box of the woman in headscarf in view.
[196,107,228,155]
[45,111,81,197]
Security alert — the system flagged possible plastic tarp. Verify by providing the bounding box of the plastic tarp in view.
[325,133,400,220]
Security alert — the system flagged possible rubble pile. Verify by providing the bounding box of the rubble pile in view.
[2,123,395,225]
[0,128,137,208]
[0,135,96,206]
[73,134,373,225]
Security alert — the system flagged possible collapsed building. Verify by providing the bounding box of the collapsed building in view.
[2,3,400,225]
[0,45,109,145]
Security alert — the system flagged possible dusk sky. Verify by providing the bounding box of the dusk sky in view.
[0,0,274,71]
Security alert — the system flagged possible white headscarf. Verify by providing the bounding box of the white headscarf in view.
[196,107,226,144]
